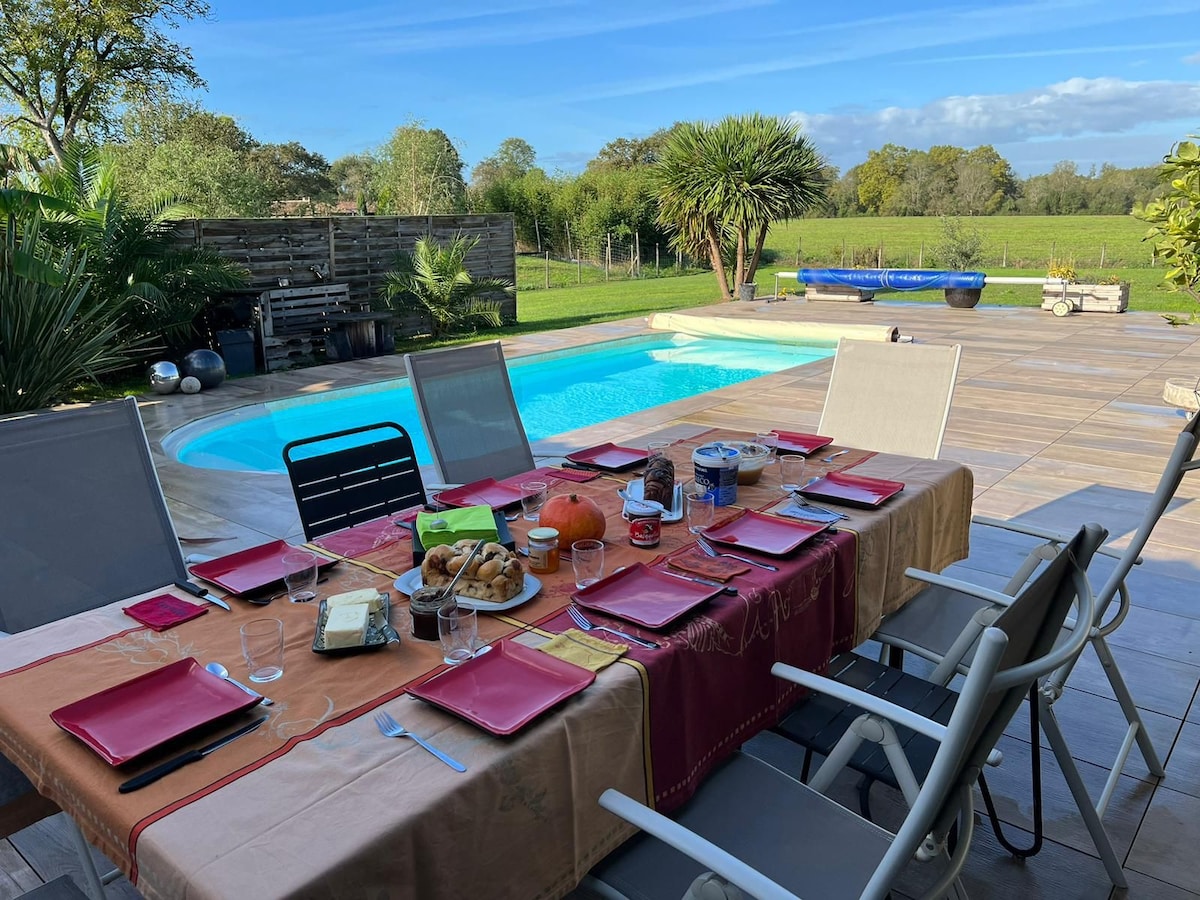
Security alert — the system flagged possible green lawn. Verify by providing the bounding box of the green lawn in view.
[764,215,1153,272]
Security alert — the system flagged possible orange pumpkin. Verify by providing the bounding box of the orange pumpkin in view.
[539,492,606,547]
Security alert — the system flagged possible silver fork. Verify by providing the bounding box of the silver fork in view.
[567,605,659,649]
[695,536,778,572]
[788,491,850,521]
[373,711,466,772]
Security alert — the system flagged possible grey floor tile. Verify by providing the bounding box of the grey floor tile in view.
[1127,785,1200,893]
[1163,721,1200,800]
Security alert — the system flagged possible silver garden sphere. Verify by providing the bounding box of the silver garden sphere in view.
[148,361,182,395]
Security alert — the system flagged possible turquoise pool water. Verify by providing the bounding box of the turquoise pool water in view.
[170,334,834,474]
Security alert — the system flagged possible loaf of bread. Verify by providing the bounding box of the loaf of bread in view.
[421,540,525,603]
[643,456,675,506]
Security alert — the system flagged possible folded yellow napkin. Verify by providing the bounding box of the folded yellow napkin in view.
[538,629,627,671]
[415,504,498,550]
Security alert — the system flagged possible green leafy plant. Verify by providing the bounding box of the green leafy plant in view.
[0,211,145,414]
[1139,137,1200,324]
[379,234,513,339]
[931,216,986,270]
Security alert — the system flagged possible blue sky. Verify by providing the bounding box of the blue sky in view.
[178,0,1200,178]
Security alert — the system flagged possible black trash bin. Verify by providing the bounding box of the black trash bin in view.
[216,329,257,377]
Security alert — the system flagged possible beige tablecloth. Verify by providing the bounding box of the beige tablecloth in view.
[0,436,971,899]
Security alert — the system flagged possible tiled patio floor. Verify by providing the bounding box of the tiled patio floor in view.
[4,297,1200,898]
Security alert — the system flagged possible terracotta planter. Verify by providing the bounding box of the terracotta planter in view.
[944,288,981,309]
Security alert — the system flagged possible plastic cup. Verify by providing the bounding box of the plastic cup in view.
[571,539,605,589]
[520,481,549,521]
[647,441,672,459]
[282,549,319,603]
[437,601,478,665]
[240,618,284,683]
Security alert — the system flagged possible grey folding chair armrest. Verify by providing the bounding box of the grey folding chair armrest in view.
[972,515,1139,565]
[904,566,1020,609]
[771,662,1003,767]
[598,789,800,900]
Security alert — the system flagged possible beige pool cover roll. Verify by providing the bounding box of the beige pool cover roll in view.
[649,312,898,344]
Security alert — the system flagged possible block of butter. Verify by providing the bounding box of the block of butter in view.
[322,602,370,650]
[325,588,383,614]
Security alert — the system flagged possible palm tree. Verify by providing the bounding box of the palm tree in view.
[655,114,825,300]
[36,143,248,349]
[380,234,514,339]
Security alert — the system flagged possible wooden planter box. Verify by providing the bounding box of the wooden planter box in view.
[1041,282,1129,314]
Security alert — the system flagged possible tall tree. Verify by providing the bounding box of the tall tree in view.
[329,152,378,211]
[587,125,681,171]
[375,121,467,215]
[470,137,537,190]
[0,0,209,165]
[655,114,825,299]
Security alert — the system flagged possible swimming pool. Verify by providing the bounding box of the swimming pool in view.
[168,334,834,474]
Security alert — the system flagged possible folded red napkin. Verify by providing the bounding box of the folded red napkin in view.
[123,594,208,631]
[548,467,602,483]
[668,551,750,582]
[500,465,601,485]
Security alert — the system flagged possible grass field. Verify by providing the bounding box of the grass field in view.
[764,214,1153,272]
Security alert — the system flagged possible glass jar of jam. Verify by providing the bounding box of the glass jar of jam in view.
[409,587,447,641]
[526,527,560,574]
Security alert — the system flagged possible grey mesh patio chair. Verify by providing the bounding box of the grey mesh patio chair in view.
[283,421,427,540]
[860,410,1200,874]
[817,338,962,459]
[403,340,535,484]
[585,525,1100,900]
[0,397,189,899]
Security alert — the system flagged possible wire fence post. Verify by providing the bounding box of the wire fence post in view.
[544,251,550,290]
[577,257,582,284]
[656,243,660,275]
[605,233,611,281]
[1003,241,1008,267]
[565,220,573,261]
[534,217,542,253]
[1100,242,1106,269]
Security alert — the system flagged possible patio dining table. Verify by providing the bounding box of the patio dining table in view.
[0,429,972,899]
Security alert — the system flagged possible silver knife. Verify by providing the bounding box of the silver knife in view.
[174,579,231,611]
[661,570,738,595]
[119,715,268,793]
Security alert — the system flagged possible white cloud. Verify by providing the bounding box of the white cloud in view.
[790,78,1200,170]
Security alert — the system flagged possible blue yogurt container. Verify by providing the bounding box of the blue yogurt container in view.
[692,442,741,506]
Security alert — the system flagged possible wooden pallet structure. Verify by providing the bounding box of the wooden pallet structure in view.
[259,283,362,371]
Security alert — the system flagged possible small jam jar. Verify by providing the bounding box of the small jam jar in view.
[625,502,662,548]
[409,587,447,641]
[526,527,561,574]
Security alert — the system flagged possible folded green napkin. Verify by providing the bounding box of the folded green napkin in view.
[415,504,498,550]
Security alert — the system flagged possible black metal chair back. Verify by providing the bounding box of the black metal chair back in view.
[283,422,426,541]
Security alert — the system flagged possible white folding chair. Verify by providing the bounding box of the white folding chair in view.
[403,340,535,484]
[818,338,962,459]
[586,526,1100,900]
[863,411,1200,878]
[0,397,190,899]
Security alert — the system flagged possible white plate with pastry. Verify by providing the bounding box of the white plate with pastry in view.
[393,569,542,612]
[620,479,683,523]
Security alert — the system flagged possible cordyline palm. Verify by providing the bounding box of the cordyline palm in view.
[380,234,513,339]
[655,114,825,299]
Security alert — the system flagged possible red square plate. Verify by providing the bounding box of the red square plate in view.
[407,641,595,735]
[437,478,527,510]
[799,471,905,508]
[572,562,722,629]
[50,658,263,765]
[565,442,649,471]
[703,509,829,556]
[189,540,337,595]
[772,431,834,455]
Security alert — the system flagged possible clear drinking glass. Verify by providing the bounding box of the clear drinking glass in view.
[779,455,808,494]
[755,431,780,465]
[520,481,549,521]
[240,618,285,683]
[282,549,319,603]
[437,601,478,665]
[685,490,715,534]
[571,539,605,589]
[647,441,671,460]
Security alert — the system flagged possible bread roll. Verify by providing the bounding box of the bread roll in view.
[421,540,524,603]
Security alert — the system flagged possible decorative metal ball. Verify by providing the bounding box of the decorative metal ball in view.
[148,361,182,395]
[180,349,227,390]
[179,376,203,395]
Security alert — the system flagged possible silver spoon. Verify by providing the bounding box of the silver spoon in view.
[205,662,274,706]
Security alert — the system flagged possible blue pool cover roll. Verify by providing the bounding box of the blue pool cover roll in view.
[798,268,986,291]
